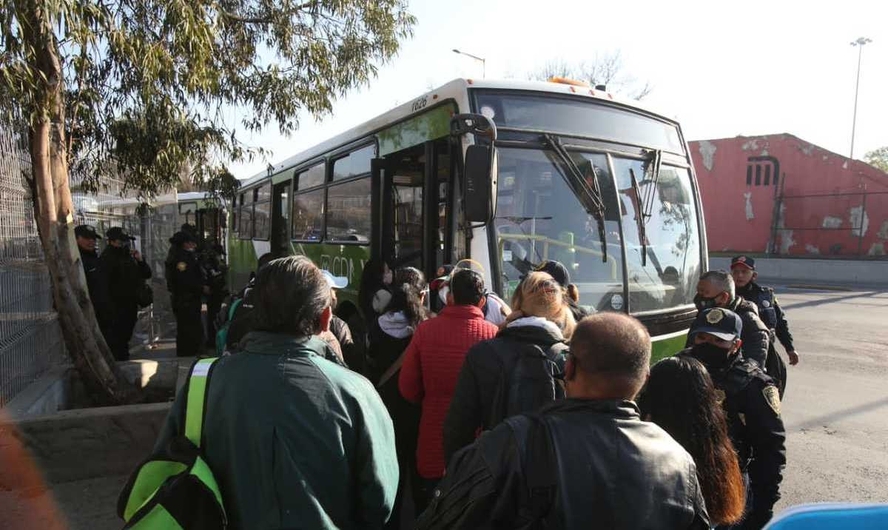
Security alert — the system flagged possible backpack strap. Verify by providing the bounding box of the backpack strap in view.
[185,358,220,448]
[536,341,569,379]
[525,413,557,524]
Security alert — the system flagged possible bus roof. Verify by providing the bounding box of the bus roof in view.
[238,77,674,187]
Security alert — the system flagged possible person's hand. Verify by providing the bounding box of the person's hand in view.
[788,350,800,366]
[131,250,142,261]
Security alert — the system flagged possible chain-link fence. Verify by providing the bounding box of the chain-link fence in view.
[0,123,67,407]
[0,121,184,407]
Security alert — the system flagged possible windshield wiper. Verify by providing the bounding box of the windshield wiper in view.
[541,134,608,263]
[629,167,648,267]
[640,149,662,222]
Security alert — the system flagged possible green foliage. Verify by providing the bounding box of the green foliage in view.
[864,147,888,173]
[1,0,415,197]
[527,51,652,101]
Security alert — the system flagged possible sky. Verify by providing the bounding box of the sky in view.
[228,0,888,180]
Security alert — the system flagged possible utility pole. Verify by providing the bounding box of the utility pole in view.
[452,49,486,78]
[849,37,872,160]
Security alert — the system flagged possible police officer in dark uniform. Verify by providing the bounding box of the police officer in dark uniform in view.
[166,231,206,357]
[101,227,152,360]
[75,225,114,343]
[731,256,798,398]
[681,308,786,530]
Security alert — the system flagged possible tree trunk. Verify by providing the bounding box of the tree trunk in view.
[19,0,134,404]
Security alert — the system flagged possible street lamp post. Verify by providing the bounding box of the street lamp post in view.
[452,48,486,78]
[849,37,872,160]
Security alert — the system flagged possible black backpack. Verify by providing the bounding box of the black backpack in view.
[488,339,569,429]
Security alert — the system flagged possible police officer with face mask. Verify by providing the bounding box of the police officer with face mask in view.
[731,256,798,398]
[690,270,770,369]
[680,308,786,530]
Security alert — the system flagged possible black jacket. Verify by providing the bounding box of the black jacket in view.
[165,247,203,303]
[366,312,421,471]
[80,247,114,329]
[681,347,786,530]
[330,316,359,371]
[567,298,591,323]
[419,399,710,530]
[730,296,771,367]
[100,245,152,307]
[738,282,794,352]
[443,319,567,464]
[687,297,770,367]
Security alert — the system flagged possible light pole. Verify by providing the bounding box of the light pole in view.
[849,37,872,160]
[452,48,486,78]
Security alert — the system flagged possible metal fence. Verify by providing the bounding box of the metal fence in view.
[769,179,888,258]
[0,122,183,407]
[0,123,67,407]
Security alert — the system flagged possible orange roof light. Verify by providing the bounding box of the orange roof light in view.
[549,77,591,88]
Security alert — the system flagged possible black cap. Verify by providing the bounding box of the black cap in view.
[74,225,101,240]
[534,260,571,287]
[168,231,197,245]
[730,255,755,271]
[105,227,134,241]
[690,308,742,342]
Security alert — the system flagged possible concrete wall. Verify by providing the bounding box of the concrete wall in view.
[0,402,171,489]
[709,256,888,287]
[4,358,191,422]
[691,135,888,257]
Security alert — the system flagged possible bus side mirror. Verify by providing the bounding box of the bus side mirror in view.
[465,144,492,223]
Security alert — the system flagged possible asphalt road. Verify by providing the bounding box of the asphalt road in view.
[771,285,888,512]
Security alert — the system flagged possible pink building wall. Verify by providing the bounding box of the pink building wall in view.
[689,134,888,257]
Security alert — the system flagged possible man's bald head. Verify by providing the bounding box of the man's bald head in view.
[568,313,651,396]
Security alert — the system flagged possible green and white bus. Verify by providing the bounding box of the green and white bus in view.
[229,78,708,361]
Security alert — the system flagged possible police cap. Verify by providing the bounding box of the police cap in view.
[74,225,101,240]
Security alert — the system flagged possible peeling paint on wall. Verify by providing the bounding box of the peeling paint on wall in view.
[779,230,796,254]
[800,144,814,156]
[776,203,796,254]
[698,141,716,171]
[741,139,759,151]
[869,243,885,256]
[822,216,842,229]
[849,206,870,237]
[743,192,754,220]
[805,244,821,255]
[842,161,849,169]
[877,220,888,240]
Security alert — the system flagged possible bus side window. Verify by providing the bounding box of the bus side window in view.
[238,191,253,239]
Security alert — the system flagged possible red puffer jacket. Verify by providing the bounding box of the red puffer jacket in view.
[398,304,499,479]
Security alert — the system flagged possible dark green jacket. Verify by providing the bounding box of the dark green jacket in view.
[153,331,399,529]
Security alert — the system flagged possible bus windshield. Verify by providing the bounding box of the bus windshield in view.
[484,93,701,314]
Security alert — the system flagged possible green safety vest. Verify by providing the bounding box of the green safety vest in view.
[118,358,227,529]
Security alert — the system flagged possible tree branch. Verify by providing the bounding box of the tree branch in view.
[218,0,319,25]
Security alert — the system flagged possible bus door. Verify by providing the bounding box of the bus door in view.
[271,181,291,256]
[378,138,452,282]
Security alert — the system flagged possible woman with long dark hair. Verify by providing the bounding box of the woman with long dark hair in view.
[638,355,746,527]
[367,267,428,528]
